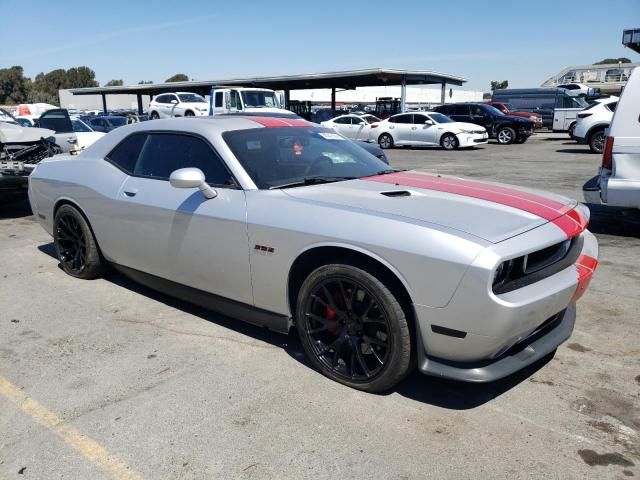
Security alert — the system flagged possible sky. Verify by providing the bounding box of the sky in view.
[1,0,639,92]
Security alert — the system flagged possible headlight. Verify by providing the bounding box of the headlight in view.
[458,129,471,134]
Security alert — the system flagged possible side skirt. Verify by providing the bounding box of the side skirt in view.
[112,264,292,335]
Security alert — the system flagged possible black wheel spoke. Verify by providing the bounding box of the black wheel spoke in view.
[303,276,391,382]
[55,213,87,274]
[355,344,371,378]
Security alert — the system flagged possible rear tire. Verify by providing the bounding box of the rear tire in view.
[496,127,516,145]
[295,263,412,393]
[53,205,105,280]
[588,129,606,154]
[378,133,394,149]
[440,133,459,150]
[150,111,159,120]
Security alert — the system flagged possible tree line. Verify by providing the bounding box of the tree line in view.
[0,66,190,105]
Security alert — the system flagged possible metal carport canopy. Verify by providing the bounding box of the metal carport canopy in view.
[68,68,466,112]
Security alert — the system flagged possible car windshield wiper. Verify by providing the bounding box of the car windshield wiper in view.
[269,176,356,189]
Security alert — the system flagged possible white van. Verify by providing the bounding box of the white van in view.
[583,67,640,209]
[211,87,290,115]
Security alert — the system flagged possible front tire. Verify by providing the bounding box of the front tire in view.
[295,263,412,393]
[496,127,516,145]
[588,130,606,154]
[568,122,576,139]
[378,133,394,149]
[184,110,195,117]
[53,205,105,279]
[440,133,459,150]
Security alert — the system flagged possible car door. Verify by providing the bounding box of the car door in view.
[412,114,439,145]
[450,104,471,123]
[331,116,353,138]
[351,116,370,140]
[36,109,77,153]
[111,132,253,304]
[469,105,492,130]
[389,114,414,144]
[166,94,180,117]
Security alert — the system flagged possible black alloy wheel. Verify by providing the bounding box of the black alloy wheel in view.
[296,264,412,392]
[53,205,105,279]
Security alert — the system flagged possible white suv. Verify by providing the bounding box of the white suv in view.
[149,92,209,119]
[583,67,640,209]
[574,97,618,153]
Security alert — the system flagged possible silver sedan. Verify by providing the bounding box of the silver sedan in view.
[28,116,598,392]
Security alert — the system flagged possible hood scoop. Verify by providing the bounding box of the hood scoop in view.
[381,190,411,198]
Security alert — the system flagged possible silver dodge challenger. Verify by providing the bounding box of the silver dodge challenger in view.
[28,115,599,392]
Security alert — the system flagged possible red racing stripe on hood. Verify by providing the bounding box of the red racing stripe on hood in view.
[249,117,310,128]
[364,172,587,238]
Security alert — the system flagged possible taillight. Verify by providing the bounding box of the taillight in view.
[602,136,614,169]
[577,113,592,119]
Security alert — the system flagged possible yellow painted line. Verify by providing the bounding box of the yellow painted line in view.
[0,376,143,480]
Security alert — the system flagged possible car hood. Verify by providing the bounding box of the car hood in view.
[283,171,579,243]
[0,122,55,144]
[449,122,486,132]
[501,114,532,123]
[75,132,106,149]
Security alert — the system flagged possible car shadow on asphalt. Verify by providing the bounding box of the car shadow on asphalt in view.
[555,148,595,154]
[0,195,32,219]
[585,204,640,239]
[37,240,556,409]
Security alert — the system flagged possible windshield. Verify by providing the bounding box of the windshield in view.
[240,90,279,108]
[362,115,381,124]
[428,113,454,124]
[178,93,206,103]
[223,127,391,189]
[573,96,589,108]
[71,119,93,132]
[0,108,17,123]
[482,104,505,116]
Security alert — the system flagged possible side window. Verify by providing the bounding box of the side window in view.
[106,133,148,173]
[351,117,365,125]
[155,95,166,104]
[607,102,618,112]
[229,90,241,109]
[334,117,350,124]
[133,134,233,186]
[453,105,469,116]
[168,95,178,104]
[394,114,413,124]
[215,92,223,108]
[437,105,452,115]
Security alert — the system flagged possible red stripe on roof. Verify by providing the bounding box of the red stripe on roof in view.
[248,116,310,128]
[364,172,587,238]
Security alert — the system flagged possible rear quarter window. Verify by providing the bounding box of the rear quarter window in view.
[105,133,148,173]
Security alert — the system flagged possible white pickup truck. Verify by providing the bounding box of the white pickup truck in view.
[210,87,291,115]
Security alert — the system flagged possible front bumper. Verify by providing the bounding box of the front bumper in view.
[458,133,489,147]
[417,304,575,382]
[413,222,598,382]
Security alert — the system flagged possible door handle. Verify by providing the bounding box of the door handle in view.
[123,188,138,197]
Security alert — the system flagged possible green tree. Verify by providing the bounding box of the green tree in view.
[490,80,509,91]
[138,80,153,84]
[165,73,189,82]
[594,57,631,65]
[29,66,98,104]
[0,66,30,105]
[105,79,124,86]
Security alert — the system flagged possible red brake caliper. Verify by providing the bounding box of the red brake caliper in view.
[326,307,339,335]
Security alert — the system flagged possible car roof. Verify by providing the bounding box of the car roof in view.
[124,115,312,134]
